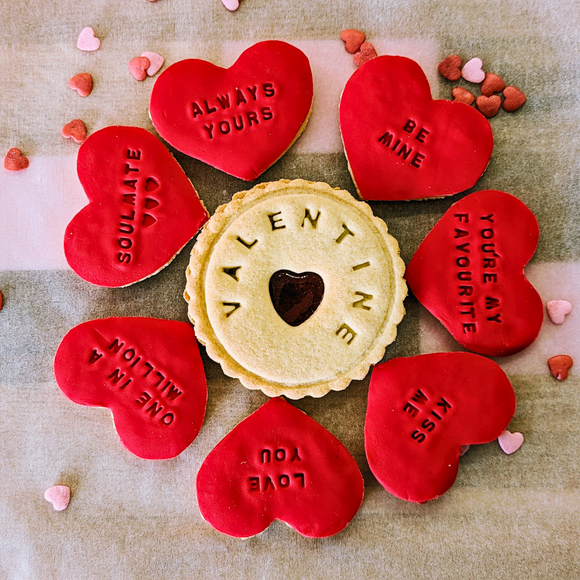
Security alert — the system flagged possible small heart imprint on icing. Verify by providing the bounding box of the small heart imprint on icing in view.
[145,177,160,191]
[129,56,151,81]
[353,42,378,66]
[4,148,29,171]
[498,430,523,455]
[548,355,573,380]
[144,197,160,210]
[461,57,485,84]
[502,86,526,112]
[438,55,462,81]
[269,270,324,327]
[547,300,572,324]
[340,29,366,54]
[44,485,71,511]
[142,214,157,227]
[481,72,505,96]
[141,51,164,76]
[452,87,475,105]
[68,73,93,97]
[61,119,87,143]
[77,27,100,52]
[476,95,501,118]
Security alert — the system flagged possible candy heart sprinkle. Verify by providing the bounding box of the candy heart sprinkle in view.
[498,430,524,455]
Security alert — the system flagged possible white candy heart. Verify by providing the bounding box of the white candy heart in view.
[461,58,485,84]
[221,0,240,11]
[498,430,524,455]
[141,51,165,77]
[547,300,572,324]
[44,485,71,511]
[77,27,100,52]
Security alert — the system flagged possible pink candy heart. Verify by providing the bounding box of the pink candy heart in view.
[498,430,524,455]
[221,0,239,11]
[461,57,485,83]
[547,300,572,324]
[77,27,100,52]
[44,485,71,511]
[141,51,165,76]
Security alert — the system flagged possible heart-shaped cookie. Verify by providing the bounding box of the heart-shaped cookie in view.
[150,41,313,181]
[64,126,208,287]
[269,270,324,327]
[406,190,542,356]
[197,397,364,537]
[339,55,493,201]
[54,317,207,460]
[365,353,516,503]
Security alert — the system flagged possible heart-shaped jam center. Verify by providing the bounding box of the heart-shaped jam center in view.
[269,270,324,327]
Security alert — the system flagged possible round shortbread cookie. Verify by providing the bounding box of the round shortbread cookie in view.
[185,179,407,399]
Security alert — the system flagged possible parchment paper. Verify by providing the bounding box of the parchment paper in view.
[1,1,580,578]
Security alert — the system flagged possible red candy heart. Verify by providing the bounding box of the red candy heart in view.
[438,55,462,81]
[548,355,573,380]
[64,126,208,287]
[476,95,501,118]
[452,87,475,105]
[406,190,542,356]
[503,86,526,112]
[365,353,516,503]
[62,119,87,143]
[481,73,505,97]
[68,73,93,97]
[339,55,493,201]
[150,41,313,181]
[4,148,29,171]
[197,398,364,538]
[54,317,207,460]
[129,56,151,81]
[340,29,366,54]
[353,41,378,66]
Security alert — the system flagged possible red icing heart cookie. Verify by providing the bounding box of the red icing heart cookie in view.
[197,398,364,538]
[406,190,542,356]
[365,353,516,503]
[339,55,493,201]
[64,126,208,287]
[150,41,313,181]
[54,317,207,460]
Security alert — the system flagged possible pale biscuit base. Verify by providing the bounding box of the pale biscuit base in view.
[185,179,407,399]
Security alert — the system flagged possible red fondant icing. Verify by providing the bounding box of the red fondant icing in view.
[54,317,207,460]
[196,398,364,538]
[365,353,516,503]
[64,126,208,287]
[149,41,313,181]
[339,55,493,201]
[406,190,542,356]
